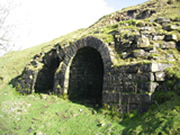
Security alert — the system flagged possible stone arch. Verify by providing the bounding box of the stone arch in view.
[54,36,114,99]
[68,46,104,104]
[35,49,61,93]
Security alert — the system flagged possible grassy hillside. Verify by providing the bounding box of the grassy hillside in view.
[0,85,180,134]
[0,0,180,134]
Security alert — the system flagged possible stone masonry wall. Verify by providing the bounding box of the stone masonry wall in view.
[103,63,171,113]
[15,36,172,113]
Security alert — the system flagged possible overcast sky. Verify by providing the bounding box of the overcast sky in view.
[0,0,148,56]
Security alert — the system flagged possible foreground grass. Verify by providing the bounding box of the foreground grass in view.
[0,86,125,135]
[0,0,180,134]
[0,28,180,135]
[0,85,180,135]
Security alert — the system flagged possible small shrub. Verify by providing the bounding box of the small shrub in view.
[119,21,126,26]
[123,110,138,119]
[136,21,145,27]
[166,80,176,88]
[168,0,174,4]
[127,20,137,25]
[112,24,119,29]
[154,91,177,104]
[107,24,119,29]
[102,105,122,120]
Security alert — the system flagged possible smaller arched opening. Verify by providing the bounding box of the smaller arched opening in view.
[35,50,60,93]
[68,47,104,105]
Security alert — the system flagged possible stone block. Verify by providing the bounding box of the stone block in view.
[136,35,150,48]
[161,41,176,49]
[151,63,171,72]
[149,82,159,93]
[153,35,165,41]
[123,73,154,82]
[121,52,129,59]
[114,65,139,73]
[123,82,138,92]
[120,103,150,113]
[164,34,178,41]
[117,63,171,73]
[138,82,158,93]
[166,54,175,62]
[155,17,170,24]
[163,25,178,31]
[102,92,119,103]
[134,73,154,82]
[139,63,152,72]
[140,63,172,72]
[140,26,152,31]
[132,49,146,58]
[155,72,166,81]
[120,93,152,104]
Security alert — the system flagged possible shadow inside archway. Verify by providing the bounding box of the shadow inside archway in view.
[68,46,104,107]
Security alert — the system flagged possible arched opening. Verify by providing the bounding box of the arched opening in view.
[68,47,104,105]
[35,50,60,93]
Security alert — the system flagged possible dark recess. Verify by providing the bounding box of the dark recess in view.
[68,47,104,105]
[35,50,60,93]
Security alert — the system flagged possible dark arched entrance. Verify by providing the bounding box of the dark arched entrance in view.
[68,47,104,105]
[35,50,60,93]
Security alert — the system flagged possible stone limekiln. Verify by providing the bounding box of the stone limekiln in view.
[14,0,180,113]
[15,36,172,113]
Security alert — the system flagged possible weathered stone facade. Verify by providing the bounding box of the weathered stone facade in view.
[103,63,171,113]
[15,36,172,113]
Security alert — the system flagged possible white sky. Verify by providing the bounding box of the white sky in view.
[0,0,148,56]
[3,0,113,52]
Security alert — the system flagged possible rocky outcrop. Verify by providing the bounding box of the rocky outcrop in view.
[111,16,179,62]
[90,0,179,29]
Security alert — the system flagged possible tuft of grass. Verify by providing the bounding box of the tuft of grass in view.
[121,94,180,135]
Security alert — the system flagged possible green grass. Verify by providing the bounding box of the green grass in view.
[0,85,125,135]
[0,28,85,85]
[122,95,180,134]
[0,0,180,134]
[0,85,180,135]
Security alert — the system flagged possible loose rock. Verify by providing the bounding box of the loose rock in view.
[153,35,165,41]
[140,26,152,31]
[161,41,176,49]
[155,72,166,81]
[164,34,178,41]
[155,17,170,25]
[121,52,129,59]
[163,25,178,31]
[136,35,150,48]
[132,49,146,58]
